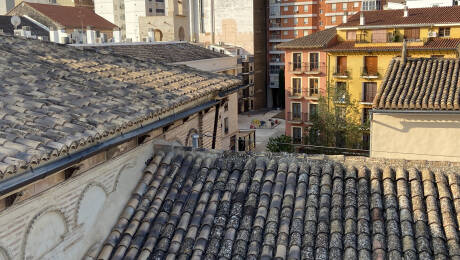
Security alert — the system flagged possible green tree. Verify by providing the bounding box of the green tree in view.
[266,135,294,153]
[307,82,367,150]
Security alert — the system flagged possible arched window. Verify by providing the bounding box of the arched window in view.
[178,26,185,41]
[177,0,184,15]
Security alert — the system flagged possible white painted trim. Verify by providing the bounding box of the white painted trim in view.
[270,1,317,7]
[270,26,317,31]
[270,14,318,19]
[308,51,321,65]
[325,25,337,29]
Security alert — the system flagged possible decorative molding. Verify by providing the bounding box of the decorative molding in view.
[22,207,69,260]
[112,162,137,193]
[74,182,108,227]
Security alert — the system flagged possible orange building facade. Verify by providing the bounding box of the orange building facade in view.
[267,0,385,107]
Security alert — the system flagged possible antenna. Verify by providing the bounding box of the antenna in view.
[11,16,21,29]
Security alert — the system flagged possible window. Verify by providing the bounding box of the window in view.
[439,27,450,37]
[149,8,152,12]
[362,108,371,124]
[331,16,336,23]
[309,103,318,120]
[284,6,288,11]
[372,29,387,43]
[294,30,298,37]
[404,28,420,41]
[294,18,298,25]
[343,3,347,10]
[354,2,359,7]
[332,3,336,10]
[304,5,309,11]
[364,56,378,76]
[309,52,319,71]
[346,31,356,41]
[156,8,165,14]
[309,78,319,96]
[363,82,377,102]
[304,17,308,24]
[291,103,302,121]
[177,0,184,15]
[292,126,302,144]
[320,21,323,26]
[304,30,309,36]
[336,56,347,75]
[292,78,302,95]
[293,53,302,71]
[294,6,299,12]
[283,30,289,35]
[336,82,347,102]
[284,18,288,24]
[319,9,323,14]
[224,102,228,111]
[224,118,229,134]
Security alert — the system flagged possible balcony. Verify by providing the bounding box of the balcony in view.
[288,62,325,74]
[287,112,309,123]
[333,67,351,79]
[288,90,303,99]
[360,68,383,79]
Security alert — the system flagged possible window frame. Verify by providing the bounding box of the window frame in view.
[439,27,450,37]
[292,77,302,95]
[308,77,319,96]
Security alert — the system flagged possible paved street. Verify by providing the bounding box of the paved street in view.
[239,109,285,152]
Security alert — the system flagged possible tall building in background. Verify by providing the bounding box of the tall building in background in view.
[190,0,267,110]
[267,0,385,108]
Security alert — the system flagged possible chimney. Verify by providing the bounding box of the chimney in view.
[401,40,407,64]
[360,12,365,26]
[148,28,155,42]
[113,28,121,43]
[49,27,59,43]
[342,11,348,24]
[58,27,67,44]
[403,5,409,17]
[191,134,200,149]
[86,26,96,44]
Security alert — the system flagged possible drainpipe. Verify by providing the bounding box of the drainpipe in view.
[211,102,220,149]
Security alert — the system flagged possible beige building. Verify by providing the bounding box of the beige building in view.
[371,56,460,162]
[190,0,267,110]
[73,41,256,151]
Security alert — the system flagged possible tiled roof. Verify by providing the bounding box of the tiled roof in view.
[374,57,460,110]
[21,2,116,30]
[339,6,460,28]
[95,147,460,260]
[327,38,460,52]
[0,15,48,37]
[78,42,228,64]
[0,35,240,179]
[277,28,336,49]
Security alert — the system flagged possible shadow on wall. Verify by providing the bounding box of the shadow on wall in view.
[373,115,460,133]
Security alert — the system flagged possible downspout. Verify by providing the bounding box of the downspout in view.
[211,102,220,149]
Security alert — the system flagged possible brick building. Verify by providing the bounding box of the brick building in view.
[267,0,386,107]
[277,28,337,143]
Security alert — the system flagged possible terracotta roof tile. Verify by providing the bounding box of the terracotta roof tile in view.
[277,28,337,49]
[94,147,460,259]
[24,2,116,30]
[327,38,460,52]
[374,57,460,110]
[0,35,240,180]
[79,42,227,64]
[340,6,460,28]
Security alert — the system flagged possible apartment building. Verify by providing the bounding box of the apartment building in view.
[328,6,460,132]
[268,0,385,107]
[278,28,337,143]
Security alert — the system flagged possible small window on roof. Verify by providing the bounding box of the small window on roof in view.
[439,27,450,37]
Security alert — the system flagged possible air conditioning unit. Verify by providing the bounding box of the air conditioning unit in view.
[428,31,437,38]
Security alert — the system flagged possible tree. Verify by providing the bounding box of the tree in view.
[307,82,367,150]
[266,135,294,153]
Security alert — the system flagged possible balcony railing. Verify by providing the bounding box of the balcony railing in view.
[287,112,309,122]
[288,62,325,74]
[287,90,320,99]
[333,67,351,78]
[360,67,385,79]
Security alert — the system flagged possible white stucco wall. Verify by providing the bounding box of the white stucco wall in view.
[371,112,460,162]
[124,0,146,41]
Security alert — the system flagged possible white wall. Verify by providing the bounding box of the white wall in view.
[124,0,146,41]
[371,112,460,162]
[94,0,116,24]
[386,0,457,9]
